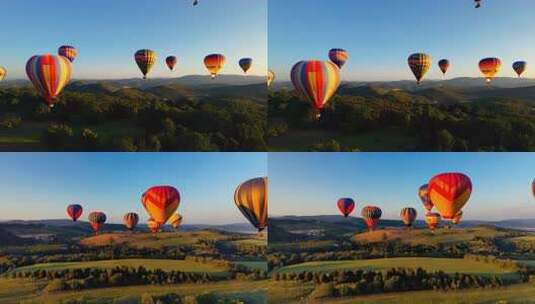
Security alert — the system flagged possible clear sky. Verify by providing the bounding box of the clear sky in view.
[269,153,535,221]
[0,0,267,79]
[269,0,535,81]
[0,153,266,225]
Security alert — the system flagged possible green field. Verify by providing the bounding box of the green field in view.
[268,127,420,152]
[6,259,229,277]
[235,261,269,272]
[274,257,516,277]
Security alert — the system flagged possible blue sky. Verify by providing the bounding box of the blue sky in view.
[269,153,535,221]
[0,0,267,79]
[269,0,535,81]
[0,153,267,224]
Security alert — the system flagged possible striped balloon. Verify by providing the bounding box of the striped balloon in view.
[0,67,7,81]
[166,56,177,71]
[418,184,433,212]
[141,186,180,226]
[267,70,275,87]
[88,211,106,234]
[400,207,417,227]
[337,198,355,218]
[123,212,139,231]
[479,57,501,83]
[428,173,472,220]
[135,49,157,79]
[147,218,161,233]
[290,60,341,117]
[408,53,431,84]
[425,212,441,230]
[329,48,349,69]
[239,58,253,74]
[234,177,268,232]
[361,206,382,231]
[58,45,78,63]
[26,55,72,107]
[204,54,226,78]
[66,204,83,222]
[169,213,183,229]
[513,61,527,78]
[438,59,450,75]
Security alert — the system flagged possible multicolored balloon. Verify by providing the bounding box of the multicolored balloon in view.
[123,212,139,231]
[452,211,463,225]
[88,211,106,234]
[400,207,417,228]
[0,67,7,81]
[147,218,161,233]
[26,55,72,107]
[267,70,275,87]
[234,177,268,232]
[438,59,450,76]
[169,213,183,229]
[337,198,355,218]
[425,212,441,230]
[66,204,83,222]
[204,54,226,79]
[361,206,382,231]
[166,56,177,71]
[428,173,472,220]
[239,58,253,74]
[408,53,431,84]
[141,186,180,226]
[135,49,157,79]
[328,48,349,69]
[479,58,502,83]
[418,184,433,212]
[513,61,527,78]
[290,60,341,118]
[58,45,78,63]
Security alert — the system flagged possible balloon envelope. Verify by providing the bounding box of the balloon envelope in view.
[166,56,177,71]
[418,184,433,212]
[0,67,7,81]
[513,61,527,77]
[123,212,139,231]
[88,211,106,234]
[400,207,417,227]
[135,49,157,79]
[361,206,382,231]
[147,218,161,233]
[66,204,83,222]
[438,59,450,75]
[452,211,463,225]
[479,58,502,83]
[425,212,441,230]
[141,186,180,226]
[239,58,253,74]
[169,213,183,229]
[204,54,226,78]
[408,53,431,84]
[428,173,472,220]
[26,55,72,107]
[328,48,349,69]
[267,70,275,87]
[337,198,355,217]
[234,177,268,232]
[58,45,77,63]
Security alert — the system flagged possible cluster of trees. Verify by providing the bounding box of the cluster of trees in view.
[56,292,248,304]
[0,87,266,151]
[274,267,524,299]
[268,90,535,151]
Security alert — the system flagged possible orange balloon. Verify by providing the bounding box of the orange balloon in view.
[425,212,441,230]
[428,173,472,220]
[141,186,180,226]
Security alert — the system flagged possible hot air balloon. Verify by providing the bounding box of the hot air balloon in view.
[141,186,180,226]
[147,218,161,233]
[204,54,226,79]
[361,206,382,231]
[26,55,72,107]
[239,58,253,74]
[475,0,481,8]
[418,184,433,212]
[438,59,450,76]
[479,58,502,84]
[400,207,417,228]
[267,70,275,87]
[166,56,177,71]
[513,61,527,78]
[234,177,268,232]
[428,173,472,220]
[88,211,106,234]
[123,212,139,231]
[135,49,157,79]
[408,53,431,84]
[58,45,78,63]
[0,67,7,81]
[328,48,349,69]
[290,60,341,118]
[452,211,463,225]
[66,204,83,222]
[337,198,355,218]
[425,212,441,230]
[169,213,183,230]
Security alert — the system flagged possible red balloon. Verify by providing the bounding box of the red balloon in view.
[337,198,355,217]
